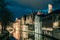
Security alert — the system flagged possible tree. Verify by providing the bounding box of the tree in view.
[0,0,14,40]
[1,8,14,30]
[0,0,14,31]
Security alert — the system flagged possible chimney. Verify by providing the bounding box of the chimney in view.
[48,4,52,13]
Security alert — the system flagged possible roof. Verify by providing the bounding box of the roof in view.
[46,9,60,16]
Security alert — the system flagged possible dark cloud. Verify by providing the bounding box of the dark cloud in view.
[6,5,32,18]
[5,0,60,18]
[5,0,52,9]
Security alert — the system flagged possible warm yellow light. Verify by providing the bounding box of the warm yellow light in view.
[42,27,53,31]
[48,4,52,13]
[13,19,20,40]
[22,25,28,38]
[53,21,58,28]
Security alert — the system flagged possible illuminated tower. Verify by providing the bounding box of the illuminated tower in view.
[48,4,52,13]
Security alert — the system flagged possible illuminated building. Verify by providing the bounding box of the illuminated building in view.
[48,4,52,13]
[20,14,34,40]
[42,9,60,40]
[27,14,34,40]
[20,16,29,40]
[26,15,33,25]
[34,11,43,40]
[11,9,60,40]
[13,18,20,40]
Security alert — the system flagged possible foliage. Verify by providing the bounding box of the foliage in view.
[0,8,14,30]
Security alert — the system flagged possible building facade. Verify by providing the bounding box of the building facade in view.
[5,9,60,40]
[34,11,43,40]
[13,18,20,40]
[42,9,60,40]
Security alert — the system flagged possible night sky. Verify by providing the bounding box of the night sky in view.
[5,0,60,18]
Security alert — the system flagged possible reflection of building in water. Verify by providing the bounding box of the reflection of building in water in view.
[13,18,20,40]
